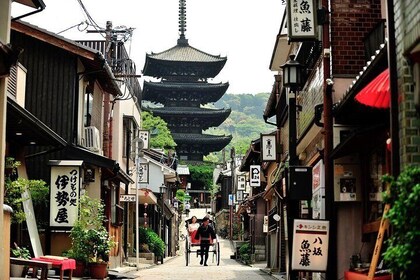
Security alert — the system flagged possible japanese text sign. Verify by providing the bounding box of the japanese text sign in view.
[287,0,317,41]
[138,162,149,184]
[50,164,81,227]
[237,175,246,190]
[261,134,277,161]
[139,130,150,150]
[250,165,261,187]
[292,219,329,271]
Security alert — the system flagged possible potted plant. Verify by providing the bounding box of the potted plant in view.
[69,195,115,279]
[10,243,31,277]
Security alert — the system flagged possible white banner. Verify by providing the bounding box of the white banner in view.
[50,165,80,227]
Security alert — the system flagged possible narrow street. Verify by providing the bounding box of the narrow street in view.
[131,208,274,280]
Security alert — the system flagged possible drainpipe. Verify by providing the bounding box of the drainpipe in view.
[322,0,337,278]
[386,0,400,176]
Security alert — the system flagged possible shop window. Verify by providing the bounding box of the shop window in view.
[111,184,124,226]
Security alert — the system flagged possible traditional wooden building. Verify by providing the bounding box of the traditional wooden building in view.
[142,0,231,161]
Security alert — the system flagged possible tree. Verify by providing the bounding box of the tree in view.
[382,165,420,279]
[141,111,176,150]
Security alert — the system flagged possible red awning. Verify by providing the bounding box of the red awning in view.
[355,69,390,108]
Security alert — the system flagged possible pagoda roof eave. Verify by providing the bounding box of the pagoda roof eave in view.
[146,44,226,62]
[147,107,231,117]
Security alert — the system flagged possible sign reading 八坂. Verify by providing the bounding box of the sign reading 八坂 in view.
[287,0,317,41]
[49,161,82,227]
[292,219,329,271]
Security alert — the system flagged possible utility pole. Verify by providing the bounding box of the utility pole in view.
[230,147,235,240]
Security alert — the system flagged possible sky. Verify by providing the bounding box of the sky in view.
[12,0,285,94]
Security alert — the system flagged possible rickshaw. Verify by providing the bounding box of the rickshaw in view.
[184,217,220,266]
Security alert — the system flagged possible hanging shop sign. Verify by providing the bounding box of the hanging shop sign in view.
[236,190,244,202]
[292,219,329,271]
[49,161,82,227]
[287,0,317,41]
[139,130,150,149]
[237,175,246,190]
[138,162,149,184]
[261,134,277,161]
[250,165,261,187]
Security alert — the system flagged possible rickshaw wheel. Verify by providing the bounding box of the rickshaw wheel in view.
[185,238,189,266]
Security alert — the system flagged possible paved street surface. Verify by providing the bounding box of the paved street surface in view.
[132,238,273,280]
[130,208,274,280]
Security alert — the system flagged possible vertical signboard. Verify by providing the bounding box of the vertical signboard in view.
[237,175,246,190]
[292,219,329,271]
[138,162,149,184]
[261,134,277,161]
[49,161,82,227]
[287,0,317,41]
[139,130,150,149]
[250,165,261,187]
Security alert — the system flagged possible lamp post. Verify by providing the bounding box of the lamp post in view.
[281,54,303,280]
[159,183,167,263]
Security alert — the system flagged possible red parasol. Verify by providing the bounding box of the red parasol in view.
[355,69,390,108]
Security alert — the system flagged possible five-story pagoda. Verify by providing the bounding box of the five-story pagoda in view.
[142,0,232,161]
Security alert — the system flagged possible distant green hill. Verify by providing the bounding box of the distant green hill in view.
[205,92,274,161]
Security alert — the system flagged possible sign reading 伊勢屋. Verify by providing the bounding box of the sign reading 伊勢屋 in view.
[287,0,317,41]
[292,219,329,271]
[49,161,82,227]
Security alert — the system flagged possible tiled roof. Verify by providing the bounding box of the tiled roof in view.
[173,133,232,143]
[149,107,231,116]
[147,44,226,63]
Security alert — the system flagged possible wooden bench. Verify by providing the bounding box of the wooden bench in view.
[10,257,52,280]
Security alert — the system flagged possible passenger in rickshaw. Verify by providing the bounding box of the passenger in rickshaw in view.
[188,216,199,241]
[194,217,216,266]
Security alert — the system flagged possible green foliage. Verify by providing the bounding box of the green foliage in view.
[70,195,115,264]
[188,162,215,189]
[4,157,49,223]
[139,227,165,257]
[11,243,31,259]
[239,243,252,265]
[207,93,273,162]
[141,111,176,150]
[382,165,420,279]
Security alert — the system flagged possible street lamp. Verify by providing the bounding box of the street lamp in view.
[160,183,167,263]
[280,54,303,280]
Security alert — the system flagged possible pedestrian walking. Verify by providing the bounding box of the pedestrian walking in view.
[185,202,191,217]
[193,197,199,208]
[194,216,216,266]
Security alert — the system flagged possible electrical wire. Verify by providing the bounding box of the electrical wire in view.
[57,21,88,34]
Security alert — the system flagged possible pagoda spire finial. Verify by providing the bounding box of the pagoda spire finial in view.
[178,0,188,45]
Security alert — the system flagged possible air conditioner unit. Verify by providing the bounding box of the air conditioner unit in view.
[84,126,101,152]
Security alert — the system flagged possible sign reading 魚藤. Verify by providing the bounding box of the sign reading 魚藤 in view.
[287,0,317,41]
[292,219,329,271]
[250,165,261,187]
[50,163,82,227]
